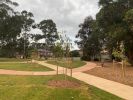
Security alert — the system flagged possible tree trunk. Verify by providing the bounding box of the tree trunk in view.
[121,60,125,77]
[127,50,133,64]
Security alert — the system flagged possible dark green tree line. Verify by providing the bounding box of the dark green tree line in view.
[76,16,102,60]
[97,0,133,63]
[0,0,59,58]
[76,0,133,63]
[32,19,59,57]
[0,0,21,57]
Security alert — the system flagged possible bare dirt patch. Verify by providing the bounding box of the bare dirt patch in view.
[85,62,133,87]
[47,80,81,88]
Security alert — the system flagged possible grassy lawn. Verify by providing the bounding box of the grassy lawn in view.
[0,58,31,62]
[0,75,122,100]
[89,86,122,100]
[47,60,86,68]
[0,63,53,71]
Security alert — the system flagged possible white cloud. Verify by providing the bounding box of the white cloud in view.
[12,0,99,50]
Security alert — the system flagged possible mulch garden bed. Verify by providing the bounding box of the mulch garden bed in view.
[85,62,133,87]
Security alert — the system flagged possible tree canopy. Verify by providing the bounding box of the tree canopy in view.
[76,0,133,63]
[0,0,59,58]
[38,19,59,47]
[76,16,102,60]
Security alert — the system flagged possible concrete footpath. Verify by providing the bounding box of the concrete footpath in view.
[30,61,133,100]
[0,61,133,100]
[72,72,133,100]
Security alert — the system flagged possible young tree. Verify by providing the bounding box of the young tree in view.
[63,35,73,77]
[70,50,80,57]
[112,42,126,77]
[53,42,64,75]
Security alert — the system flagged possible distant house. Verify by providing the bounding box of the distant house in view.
[38,49,53,58]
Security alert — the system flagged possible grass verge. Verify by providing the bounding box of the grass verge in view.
[0,58,31,62]
[0,75,123,100]
[47,60,86,68]
[0,63,53,71]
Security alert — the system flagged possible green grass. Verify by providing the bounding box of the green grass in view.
[47,60,86,68]
[0,58,31,62]
[0,63,53,71]
[89,86,122,100]
[0,75,122,100]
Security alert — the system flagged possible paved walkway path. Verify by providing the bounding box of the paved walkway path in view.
[0,69,58,76]
[37,61,96,72]
[0,61,133,99]
[36,61,133,100]
[0,61,96,76]
[72,72,133,100]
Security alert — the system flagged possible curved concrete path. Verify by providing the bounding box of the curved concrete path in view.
[73,72,133,100]
[37,61,97,72]
[0,61,96,75]
[0,61,133,100]
[37,61,133,100]
[0,69,58,76]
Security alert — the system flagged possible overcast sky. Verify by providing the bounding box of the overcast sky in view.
[12,0,100,50]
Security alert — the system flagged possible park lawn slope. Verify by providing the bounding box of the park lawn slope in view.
[0,63,53,71]
[0,75,122,100]
[47,60,86,68]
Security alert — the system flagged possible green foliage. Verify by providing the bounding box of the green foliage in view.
[70,50,80,57]
[38,19,59,47]
[0,0,35,58]
[0,1,21,57]
[96,0,133,62]
[76,16,102,61]
[98,0,113,7]
[124,9,133,26]
[20,10,35,58]
[0,0,59,59]
[53,43,64,58]
[112,49,123,61]
[76,0,133,63]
